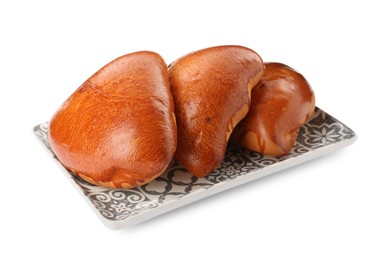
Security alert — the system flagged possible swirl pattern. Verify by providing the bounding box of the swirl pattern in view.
[33,107,356,223]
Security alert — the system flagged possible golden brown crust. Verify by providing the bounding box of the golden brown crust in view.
[48,51,177,189]
[230,62,315,156]
[169,45,265,177]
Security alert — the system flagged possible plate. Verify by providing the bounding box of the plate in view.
[33,107,356,229]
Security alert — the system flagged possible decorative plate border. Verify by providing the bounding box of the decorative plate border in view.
[33,107,356,229]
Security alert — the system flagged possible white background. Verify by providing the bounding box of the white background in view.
[1,0,389,259]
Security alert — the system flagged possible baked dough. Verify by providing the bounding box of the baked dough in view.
[230,62,315,156]
[169,45,265,177]
[49,51,177,188]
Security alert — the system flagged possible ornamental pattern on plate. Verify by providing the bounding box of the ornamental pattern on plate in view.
[33,107,355,221]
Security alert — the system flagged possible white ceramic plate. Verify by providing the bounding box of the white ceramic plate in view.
[33,107,356,229]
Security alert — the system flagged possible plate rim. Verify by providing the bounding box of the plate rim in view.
[33,107,357,229]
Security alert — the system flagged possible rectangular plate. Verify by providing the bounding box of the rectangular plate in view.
[33,107,356,229]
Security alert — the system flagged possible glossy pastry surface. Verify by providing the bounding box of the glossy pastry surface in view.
[169,45,265,177]
[49,51,177,188]
[231,62,315,156]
